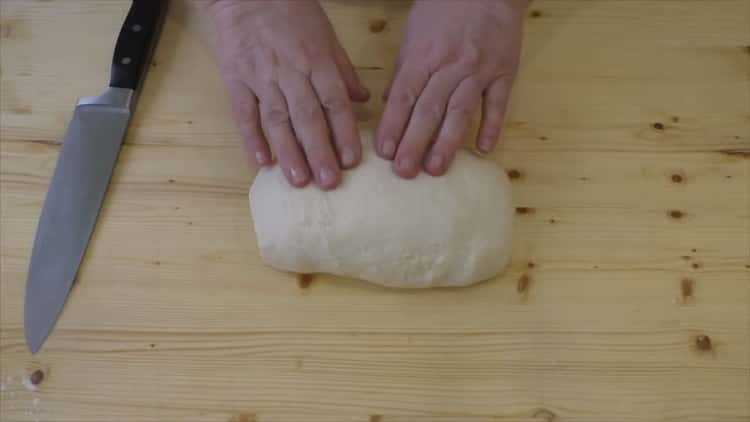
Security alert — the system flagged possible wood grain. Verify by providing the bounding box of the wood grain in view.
[1,1,749,421]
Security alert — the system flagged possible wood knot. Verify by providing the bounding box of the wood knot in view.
[694,334,712,351]
[671,173,684,183]
[680,278,694,300]
[29,369,44,386]
[369,18,387,33]
[527,261,536,269]
[533,408,557,421]
[718,149,750,158]
[670,116,680,123]
[297,273,314,289]
[369,415,383,422]
[691,262,701,269]
[529,10,542,18]
[517,274,530,294]
[668,210,684,219]
[652,122,664,130]
[516,206,535,215]
[507,169,522,179]
[229,414,256,422]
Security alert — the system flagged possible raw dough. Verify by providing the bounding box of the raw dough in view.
[249,133,514,288]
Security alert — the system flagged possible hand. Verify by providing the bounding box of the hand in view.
[209,0,370,190]
[376,0,527,178]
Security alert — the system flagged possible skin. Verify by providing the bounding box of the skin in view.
[210,0,526,188]
[378,0,526,178]
[210,0,369,190]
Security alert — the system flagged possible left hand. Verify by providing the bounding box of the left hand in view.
[376,0,527,178]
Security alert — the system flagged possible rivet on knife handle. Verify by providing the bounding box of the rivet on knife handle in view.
[110,0,168,91]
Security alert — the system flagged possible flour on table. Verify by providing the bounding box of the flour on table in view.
[250,132,514,288]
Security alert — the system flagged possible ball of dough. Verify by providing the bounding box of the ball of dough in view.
[249,134,514,288]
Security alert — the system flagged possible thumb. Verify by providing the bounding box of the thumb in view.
[333,40,370,102]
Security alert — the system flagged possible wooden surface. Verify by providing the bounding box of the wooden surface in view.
[1,1,749,421]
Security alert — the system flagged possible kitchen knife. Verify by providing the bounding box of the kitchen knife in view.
[24,0,168,353]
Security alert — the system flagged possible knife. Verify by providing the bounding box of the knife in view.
[24,0,168,353]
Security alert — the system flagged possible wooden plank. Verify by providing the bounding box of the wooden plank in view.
[1,0,748,421]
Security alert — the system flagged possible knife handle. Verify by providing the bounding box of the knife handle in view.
[109,0,168,91]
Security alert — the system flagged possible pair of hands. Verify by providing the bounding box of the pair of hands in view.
[210,0,526,190]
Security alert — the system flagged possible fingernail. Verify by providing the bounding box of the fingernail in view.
[255,151,268,165]
[318,166,336,187]
[382,139,396,157]
[290,167,308,185]
[397,156,415,174]
[478,138,494,153]
[427,154,444,173]
[340,147,356,167]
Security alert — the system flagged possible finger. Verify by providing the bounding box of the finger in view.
[225,80,272,166]
[257,83,311,188]
[311,63,362,169]
[425,76,483,176]
[333,40,370,102]
[375,63,430,160]
[278,71,342,190]
[392,66,467,179]
[382,54,405,102]
[477,76,512,153]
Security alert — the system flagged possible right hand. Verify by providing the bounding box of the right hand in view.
[209,0,370,190]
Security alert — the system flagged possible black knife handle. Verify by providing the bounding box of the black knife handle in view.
[109,0,168,91]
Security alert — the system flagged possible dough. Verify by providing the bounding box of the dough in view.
[249,133,514,288]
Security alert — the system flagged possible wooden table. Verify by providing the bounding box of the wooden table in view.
[1,1,748,421]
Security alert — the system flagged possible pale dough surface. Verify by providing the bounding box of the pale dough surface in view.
[249,133,514,288]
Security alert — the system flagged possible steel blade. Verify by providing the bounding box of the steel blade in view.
[24,87,133,353]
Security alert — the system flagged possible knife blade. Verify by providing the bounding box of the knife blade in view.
[25,0,168,353]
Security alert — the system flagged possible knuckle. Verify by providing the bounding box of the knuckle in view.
[482,121,502,136]
[413,101,445,122]
[262,104,290,127]
[437,138,462,153]
[320,94,349,114]
[304,145,334,165]
[302,41,323,60]
[236,54,257,75]
[447,101,473,119]
[495,56,520,75]
[417,41,435,61]
[233,96,256,115]
[393,87,420,107]
[291,59,313,77]
[459,45,482,70]
[486,97,507,111]
[295,100,321,124]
